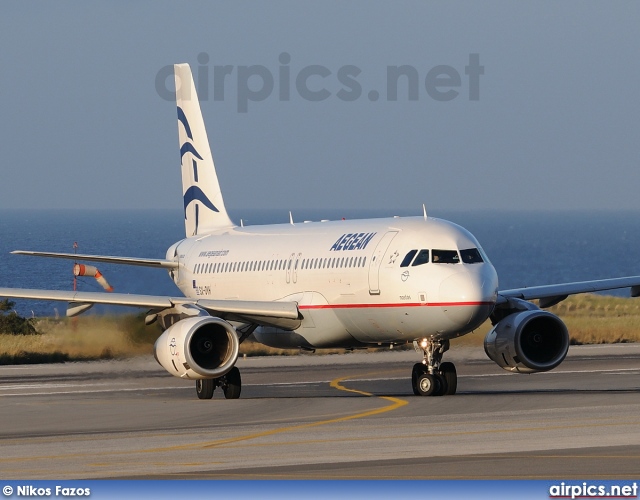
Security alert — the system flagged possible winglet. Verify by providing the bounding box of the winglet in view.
[175,63,235,236]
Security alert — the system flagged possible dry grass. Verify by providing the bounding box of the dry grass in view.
[548,294,640,345]
[0,315,154,364]
[1,294,638,363]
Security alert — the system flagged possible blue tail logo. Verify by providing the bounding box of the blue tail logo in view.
[177,106,219,232]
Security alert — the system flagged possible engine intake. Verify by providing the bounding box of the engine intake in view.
[484,310,569,373]
[154,316,239,380]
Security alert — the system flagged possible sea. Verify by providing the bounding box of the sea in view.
[1,208,640,317]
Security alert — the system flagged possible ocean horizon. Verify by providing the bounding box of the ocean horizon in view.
[1,208,639,317]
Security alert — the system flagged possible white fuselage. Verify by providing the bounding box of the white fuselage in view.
[167,216,499,348]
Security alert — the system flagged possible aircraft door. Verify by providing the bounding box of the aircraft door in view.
[368,231,399,295]
[286,253,295,283]
[293,253,301,284]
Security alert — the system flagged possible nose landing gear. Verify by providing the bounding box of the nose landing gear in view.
[412,338,457,396]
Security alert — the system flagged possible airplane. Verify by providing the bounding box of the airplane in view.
[2,63,640,399]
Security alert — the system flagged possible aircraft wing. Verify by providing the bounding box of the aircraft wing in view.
[0,288,300,327]
[498,276,640,307]
[11,251,178,269]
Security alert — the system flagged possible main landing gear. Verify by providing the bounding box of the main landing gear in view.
[195,366,242,400]
[411,338,457,397]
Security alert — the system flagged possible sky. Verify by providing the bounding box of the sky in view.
[1,1,639,213]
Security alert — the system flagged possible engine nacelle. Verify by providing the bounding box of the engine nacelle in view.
[154,316,239,380]
[484,310,569,373]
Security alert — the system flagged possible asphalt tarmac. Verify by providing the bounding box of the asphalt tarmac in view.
[0,344,639,479]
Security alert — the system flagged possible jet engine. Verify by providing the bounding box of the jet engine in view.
[154,316,239,380]
[484,310,569,373]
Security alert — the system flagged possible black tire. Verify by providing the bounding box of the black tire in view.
[196,378,215,400]
[433,374,447,396]
[416,373,439,396]
[440,362,457,395]
[411,363,427,395]
[223,366,241,400]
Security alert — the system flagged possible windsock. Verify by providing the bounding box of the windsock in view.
[73,264,114,292]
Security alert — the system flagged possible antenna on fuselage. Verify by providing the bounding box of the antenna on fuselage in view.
[289,211,294,225]
[422,204,428,220]
[240,219,244,227]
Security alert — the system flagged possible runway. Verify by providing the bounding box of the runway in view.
[0,344,639,479]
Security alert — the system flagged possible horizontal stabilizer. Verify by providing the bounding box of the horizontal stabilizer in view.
[11,251,178,269]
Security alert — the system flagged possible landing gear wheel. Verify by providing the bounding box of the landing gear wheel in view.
[222,366,241,400]
[196,378,215,400]
[416,373,439,397]
[411,363,427,395]
[440,362,457,395]
[433,374,447,396]
[413,338,456,397]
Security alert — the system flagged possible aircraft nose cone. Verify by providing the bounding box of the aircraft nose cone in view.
[438,269,496,330]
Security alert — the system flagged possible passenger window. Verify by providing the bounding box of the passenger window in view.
[432,250,460,264]
[400,250,418,267]
[412,250,430,267]
[460,248,484,264]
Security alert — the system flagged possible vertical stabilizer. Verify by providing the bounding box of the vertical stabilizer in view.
[175,63,234,236]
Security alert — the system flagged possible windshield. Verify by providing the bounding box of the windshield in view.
[432,250,460,264]
[460,248,484,264]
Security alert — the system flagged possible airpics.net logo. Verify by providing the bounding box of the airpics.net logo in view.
[156,52,484,112]
[549,481,638,499]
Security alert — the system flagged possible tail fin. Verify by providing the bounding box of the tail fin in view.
[174,63,234,236]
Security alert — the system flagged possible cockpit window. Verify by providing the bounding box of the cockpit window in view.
[412,249,430,266]
[400,250,418,267]
[432,250,460,264]
[460,248,484,264]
